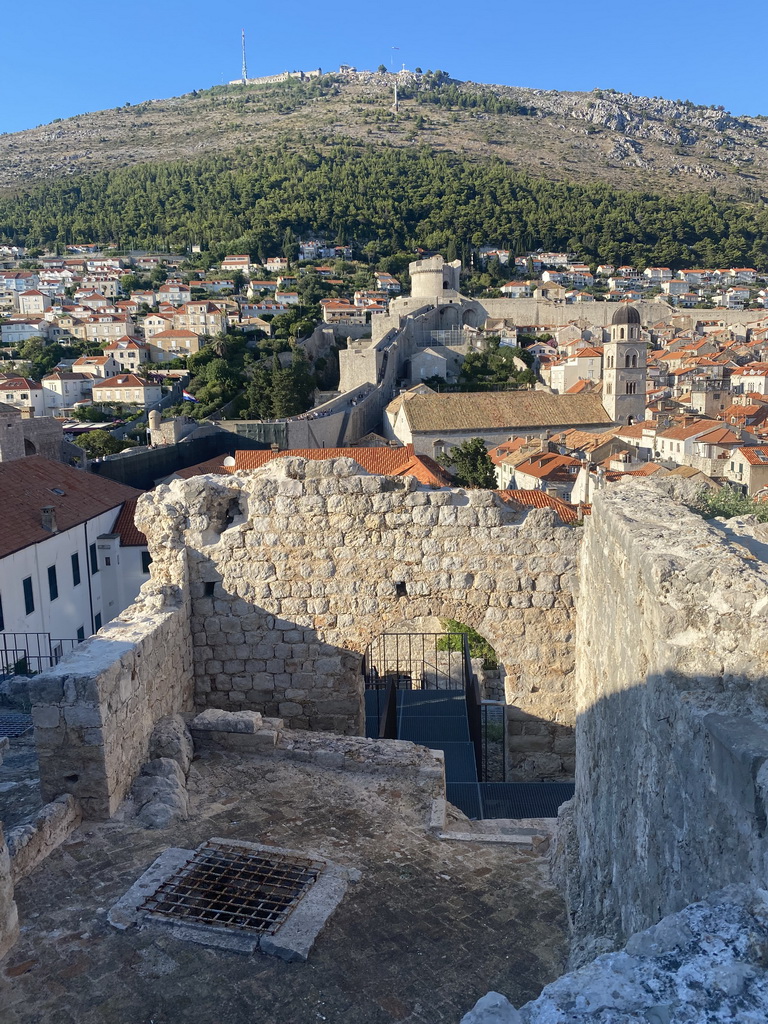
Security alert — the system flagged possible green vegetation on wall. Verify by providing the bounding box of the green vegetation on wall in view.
[691,485,768,523]
[437,619,499,669]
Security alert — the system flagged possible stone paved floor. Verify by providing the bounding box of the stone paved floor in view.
[0,735,43,831]
[0,750,568,1024]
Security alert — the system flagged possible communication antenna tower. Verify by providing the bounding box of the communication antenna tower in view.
[241,29,248,84]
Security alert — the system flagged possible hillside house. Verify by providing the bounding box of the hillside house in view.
[41,371,93,413]
[91,374,162,409]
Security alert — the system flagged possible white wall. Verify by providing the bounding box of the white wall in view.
[0,507,146,653]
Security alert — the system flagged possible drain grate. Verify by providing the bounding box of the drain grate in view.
[139,840,323,935]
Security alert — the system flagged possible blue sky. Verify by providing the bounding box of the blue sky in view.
[2,0,765,135]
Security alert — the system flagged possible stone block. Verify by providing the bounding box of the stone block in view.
[190,709,263,734]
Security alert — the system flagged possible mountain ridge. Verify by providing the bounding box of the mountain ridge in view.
[2,70,768,200]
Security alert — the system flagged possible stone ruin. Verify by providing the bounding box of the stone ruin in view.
[1,457,768,1020]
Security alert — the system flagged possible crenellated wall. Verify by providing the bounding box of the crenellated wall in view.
[134,460,580,748]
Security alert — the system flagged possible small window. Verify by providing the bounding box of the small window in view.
[90,543,99,574]
[105,556,111,566]
[48,565,59,601]
[71,552,81,587]
[94,613,102,631]
[76,626,85,642]
[141,551,152,574]
[23,576,34,615]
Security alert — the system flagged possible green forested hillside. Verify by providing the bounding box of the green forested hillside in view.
[3,142,768,268]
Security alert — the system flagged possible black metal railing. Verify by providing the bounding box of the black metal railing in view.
[481,702,506,783]
[378,679,398,740]
[0,633,81,677]
[462,633,483,779]
[362,632,468,692]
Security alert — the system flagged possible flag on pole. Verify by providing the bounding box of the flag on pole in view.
[182,390,198,403]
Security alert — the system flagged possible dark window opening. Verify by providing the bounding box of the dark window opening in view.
[48,565,59,601]
[71,552,81,587]
[23,577,34,616]
[90,543,99,574]
[76,626,85,641]
[395,582,407,598]
[141,551,153,575]
[204,581,216,596]
[94,613,102,631]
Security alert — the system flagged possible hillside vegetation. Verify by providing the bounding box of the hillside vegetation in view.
[2,142,768,269]
[2,71,768,201]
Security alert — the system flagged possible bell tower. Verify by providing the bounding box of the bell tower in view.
[602,304,646,424]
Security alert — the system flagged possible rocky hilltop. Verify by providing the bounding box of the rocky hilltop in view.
[2,70,767,198]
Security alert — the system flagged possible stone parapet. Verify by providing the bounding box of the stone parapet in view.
[29,576,194,819]
[190,708,445,799]
[6,794,82,884]
[567,481,768,959]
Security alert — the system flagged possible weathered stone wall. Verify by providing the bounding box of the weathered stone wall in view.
[0,823,19,960]
[136,459,579,769]
[6,794,82,884]
[29,542,194,819]
[566,481,768,959]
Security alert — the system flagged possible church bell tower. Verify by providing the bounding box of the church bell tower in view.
[602,304,647,425]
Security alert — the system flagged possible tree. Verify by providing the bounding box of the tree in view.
[377,64,387,73]
[270,352,315,417]
[78,430,135,458]
[438,438,497,489]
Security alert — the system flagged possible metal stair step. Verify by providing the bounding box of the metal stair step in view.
[422,741,478,783]
[398,715,470,743]
[479,782,575,819]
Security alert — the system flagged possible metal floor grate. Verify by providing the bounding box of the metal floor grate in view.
[0,712,33,738]
[139,840,323,935]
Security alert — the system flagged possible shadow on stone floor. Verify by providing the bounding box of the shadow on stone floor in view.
[0,748,568,1024]
[0,735,42,831]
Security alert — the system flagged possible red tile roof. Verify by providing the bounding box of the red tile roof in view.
[737,446,768,465]
[0,458,141,559]
[228,445,452,484]
[497,489,586,523]
[111,497,147,546]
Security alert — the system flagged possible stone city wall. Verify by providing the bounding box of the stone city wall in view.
[565,481,768,959]
[29,546,194,819]
[135,459,580,767]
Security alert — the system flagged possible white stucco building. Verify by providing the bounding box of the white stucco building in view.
[0,458,146,668]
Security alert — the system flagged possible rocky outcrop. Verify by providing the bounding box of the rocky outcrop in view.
[463,886,768,1023]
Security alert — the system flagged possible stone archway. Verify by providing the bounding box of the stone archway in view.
[24,439,36,456]
[137,458,580,743]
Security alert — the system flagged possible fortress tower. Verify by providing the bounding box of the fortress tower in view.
[601,304,647,424]
[409,255,462,304]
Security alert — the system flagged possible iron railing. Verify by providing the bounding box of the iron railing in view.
[362,632,468,691]
[462,634,483,779]
[481,702,507,782]
[0,633,81,677]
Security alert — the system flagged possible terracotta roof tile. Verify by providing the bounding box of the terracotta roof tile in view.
[497,489,585,523]
[402,392,613,433]
[111,497,147,546]
[0,458,141,559]
[228,445,450,484]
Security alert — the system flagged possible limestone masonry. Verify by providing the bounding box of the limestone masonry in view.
[4,460,768,1022]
